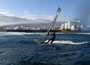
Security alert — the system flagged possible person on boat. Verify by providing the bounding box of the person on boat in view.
[46,31,56,44]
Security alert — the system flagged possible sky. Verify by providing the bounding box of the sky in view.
[0,0,90,26]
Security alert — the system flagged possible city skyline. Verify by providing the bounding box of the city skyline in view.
[0,0,90,26]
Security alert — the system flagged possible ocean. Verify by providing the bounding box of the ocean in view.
[0,32,90,65]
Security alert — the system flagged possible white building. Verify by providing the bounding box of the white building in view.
[71,25,75,30]
[80,25,83,28]
[64,21,71,29]
[60,21,71,30]
[61,24,64,30]
[65,23,68,29]
[67,21,70,29]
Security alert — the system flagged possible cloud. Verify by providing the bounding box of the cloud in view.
[23,14,54,20]
[0,14,31,25]
[0,9,77,26]
[0,10,32,25]
[23,14,77,23]
[24,10,28,13]
[0,9,15,16]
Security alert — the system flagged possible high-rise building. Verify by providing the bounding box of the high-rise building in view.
[61,24,64,30]
[65,23,68,29]
[67,21,70,29]
[64,21,71,29]
[71,25,75,30]
[80,25,83,28]
[61,21,71,30]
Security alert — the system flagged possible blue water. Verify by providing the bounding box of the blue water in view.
[0,32,90,65]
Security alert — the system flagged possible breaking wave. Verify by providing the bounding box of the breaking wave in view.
[76,33,90,35]
[0,32,90,36]
[0,32,45,36]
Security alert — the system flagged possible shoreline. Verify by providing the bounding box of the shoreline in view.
[6,30,90,33]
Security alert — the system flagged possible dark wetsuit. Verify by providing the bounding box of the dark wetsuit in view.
[47,32,56,44]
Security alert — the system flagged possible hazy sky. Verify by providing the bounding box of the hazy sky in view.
[0,0,90,26]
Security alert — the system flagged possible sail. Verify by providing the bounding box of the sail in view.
[43,7,61,41]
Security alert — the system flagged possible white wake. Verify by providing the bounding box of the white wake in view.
[45,40,89,45]
[0,32,45,36]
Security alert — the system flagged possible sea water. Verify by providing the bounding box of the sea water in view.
[0,32,90,65]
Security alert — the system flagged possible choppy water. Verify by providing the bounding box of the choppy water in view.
[0,32,90,65]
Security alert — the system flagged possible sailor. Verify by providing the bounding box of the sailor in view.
[47,31,56,44]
